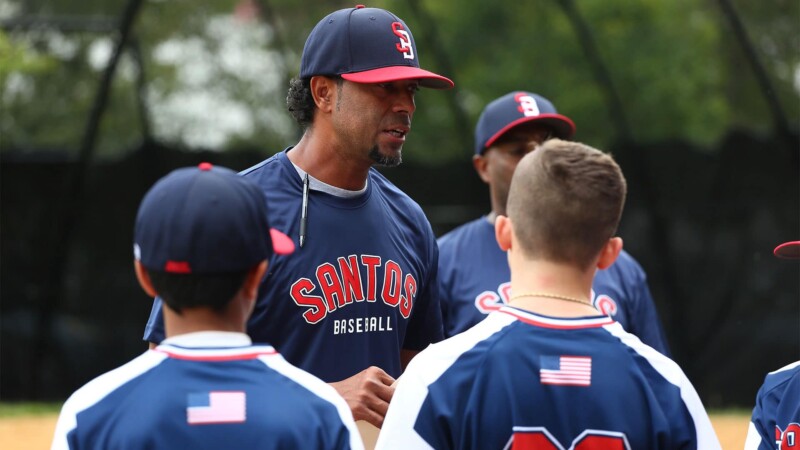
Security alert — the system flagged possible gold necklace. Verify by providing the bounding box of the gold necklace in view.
[509,292,594,307]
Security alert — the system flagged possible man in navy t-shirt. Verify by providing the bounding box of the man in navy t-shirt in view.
[143,6,454,428]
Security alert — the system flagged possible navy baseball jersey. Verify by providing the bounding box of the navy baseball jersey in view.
[51,332,363,450]
[376,306,720,450]
[144,150,443,382]
[745,360,800,450]
[437,216,670,354]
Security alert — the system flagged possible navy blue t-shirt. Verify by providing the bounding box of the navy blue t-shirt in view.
[437,216,670,355]
[144,150,443,381]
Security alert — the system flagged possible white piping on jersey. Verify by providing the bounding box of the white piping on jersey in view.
[768,359,800,375]
[259,354,366,450]
[51,351,168,450]
[498,306,614,329]
[604,323,722,450]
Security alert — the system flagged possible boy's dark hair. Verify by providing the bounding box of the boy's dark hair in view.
[148,270,250,314]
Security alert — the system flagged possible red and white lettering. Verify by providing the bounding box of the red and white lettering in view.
[779,423,799,449]
[399,274,417,318]
[292,255,420,324]
[475,283,511,314]
[382,260,403,307]
[338,255,365,303]
[316,263,344,311]
[595,295,618,317]
[361,255,381,302]
[391,22,414,60]
[514,93,541,117]
[290,278,326,324]
[511,427,629,450]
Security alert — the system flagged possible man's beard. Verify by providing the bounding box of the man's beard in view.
[369,146,402,167]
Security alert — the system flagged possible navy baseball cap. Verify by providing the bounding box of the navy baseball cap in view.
[474,91,576,154]
[299,5,453,89]
[134,162,294,274]
[774,241,800,259]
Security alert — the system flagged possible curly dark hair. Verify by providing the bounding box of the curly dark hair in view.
[286,76,344,129]
[286,77,315,129]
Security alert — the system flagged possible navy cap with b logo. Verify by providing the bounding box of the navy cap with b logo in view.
[474,91,576,154]
[134,163,294,274]
[300,5,453,89]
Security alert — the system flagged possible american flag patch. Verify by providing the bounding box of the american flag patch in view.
[187,391,246,425]
[540,356,592,386]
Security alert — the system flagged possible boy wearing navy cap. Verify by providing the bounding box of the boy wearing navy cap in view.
[142,5,453,429]
[52,164,363,450]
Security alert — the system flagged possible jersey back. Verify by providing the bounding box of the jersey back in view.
[52,345,361,450]
[377,307,720,450]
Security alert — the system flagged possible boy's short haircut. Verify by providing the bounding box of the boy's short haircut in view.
[507,139,627,270]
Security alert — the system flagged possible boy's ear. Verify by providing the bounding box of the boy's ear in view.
[134,260,158,298]
[495,215,513,252]
[597,237,623,270]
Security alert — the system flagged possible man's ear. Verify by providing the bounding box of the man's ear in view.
[495,215,513,252]
[472,154,491,184]
[597,237,623,270]
[310,76,335,112]
[134,260,158,298]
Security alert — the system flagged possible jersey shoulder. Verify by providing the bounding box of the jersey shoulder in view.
[437,217,489,249]
[606,249,647,280]
[403,312,516,383]
[759,360,800,395]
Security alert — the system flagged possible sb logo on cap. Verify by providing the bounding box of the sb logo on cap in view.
[392,22,414,60]
[515,93,542,117]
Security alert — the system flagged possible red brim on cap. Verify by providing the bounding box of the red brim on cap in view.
[484,114,577,150]
[774,241,800,259]
[270,228,295,255]
[342,66,454,89]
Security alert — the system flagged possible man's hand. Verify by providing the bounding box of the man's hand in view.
[330,366,396,428]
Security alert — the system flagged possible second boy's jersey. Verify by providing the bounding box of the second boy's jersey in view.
[437,216,670,354]
[745,360,800,450]
[144,150,443,382]
[376,307,720,450]
[52,333,363,450]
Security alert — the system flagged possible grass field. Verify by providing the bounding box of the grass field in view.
[1,403,751,449]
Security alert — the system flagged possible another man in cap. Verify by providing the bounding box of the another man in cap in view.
[52,163,363,450]
[143,5,453,428]
[437,91,671,356]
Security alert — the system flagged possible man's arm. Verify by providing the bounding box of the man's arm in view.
[330,366,396,428]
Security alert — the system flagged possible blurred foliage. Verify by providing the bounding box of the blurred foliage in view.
[0,0,797,162]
